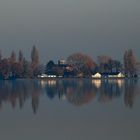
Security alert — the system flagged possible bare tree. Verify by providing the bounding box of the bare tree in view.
[31,45,39,65]
[97,55,112,73]
[10,51,16,63]
[97,55,112,64]
[18,50,24,63]
[31,46,40,77]
[67,53,96,76]
[0,50,2,61]
[124,49,137,77]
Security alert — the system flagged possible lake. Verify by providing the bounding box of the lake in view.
[0,79,140,140]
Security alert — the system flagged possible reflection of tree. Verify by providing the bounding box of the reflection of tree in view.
[45,79,97,106]
[45,80,58,99]
[44,79,131,106]
[124,79,138,108]
[0,79,139,112]
[30,81,41,114]
[65,80,97,106]
[32,94,39,114]
[98,80,123,103]
[0,80,42,114]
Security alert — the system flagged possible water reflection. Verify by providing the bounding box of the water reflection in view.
[0,79,139,114]
[98,79,123,103]
[124,79,139,108]
[0,80,42,114]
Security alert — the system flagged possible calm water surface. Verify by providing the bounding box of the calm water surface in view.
[0,79,140,140]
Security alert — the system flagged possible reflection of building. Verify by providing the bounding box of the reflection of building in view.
[47,80,57,86]
[0,79,139,113]
[108,79,124,87]
[98,80,123,103]
[40,80,47,87]
[92,80,101,89]
[107,79,124,88]
[117,79,124,88]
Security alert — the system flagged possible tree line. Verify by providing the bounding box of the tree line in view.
[0,46,139,79]
[46,49,139,78]
[0,46,42,79]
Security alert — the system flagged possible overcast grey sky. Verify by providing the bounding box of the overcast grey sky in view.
[0,0,140,63]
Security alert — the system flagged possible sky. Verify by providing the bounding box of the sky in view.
[0,0,140,63]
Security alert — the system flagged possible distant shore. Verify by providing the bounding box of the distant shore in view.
[36,77,139,80]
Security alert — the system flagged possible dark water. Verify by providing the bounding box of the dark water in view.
[0,79,140,140]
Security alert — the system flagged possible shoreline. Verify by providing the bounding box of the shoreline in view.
[0,76,139,80]
[36,77,138,80]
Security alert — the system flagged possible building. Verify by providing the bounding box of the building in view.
[58,59,67,66]
[117,72,125,78]
[91,72,125,78]
[92,73,101,78]
[108,72,125,78]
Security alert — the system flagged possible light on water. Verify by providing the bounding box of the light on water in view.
[0,79,140,140]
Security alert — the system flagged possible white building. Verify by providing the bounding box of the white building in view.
[38,74,57,78]
[58,59,66,65]
[38,74,48,78]
[108,72,125,78]
[117,72,125,78]
[92,73,101,78]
